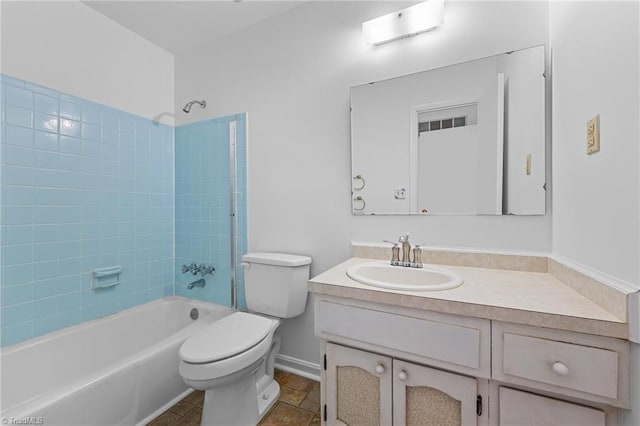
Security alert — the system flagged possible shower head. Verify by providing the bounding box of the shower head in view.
[182,100,207,113]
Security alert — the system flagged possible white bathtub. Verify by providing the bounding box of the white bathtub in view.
[1,296,232,426]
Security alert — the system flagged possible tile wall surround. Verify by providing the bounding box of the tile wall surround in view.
[351,242,629,322]
[0,74,174,346]
[174,114,248,309]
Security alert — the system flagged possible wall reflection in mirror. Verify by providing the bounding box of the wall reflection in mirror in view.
[350,45,546,216]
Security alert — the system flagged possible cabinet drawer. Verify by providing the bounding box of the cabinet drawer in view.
[499,387,605,426]
[316,299,490,376]
[492,322,630,407]
[502,333,618,399]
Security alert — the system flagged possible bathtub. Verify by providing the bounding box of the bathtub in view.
[1,296,232,426]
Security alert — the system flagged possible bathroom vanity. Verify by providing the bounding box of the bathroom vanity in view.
[310,245,630,426]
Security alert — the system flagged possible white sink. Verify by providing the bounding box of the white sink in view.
[346,261,463,291]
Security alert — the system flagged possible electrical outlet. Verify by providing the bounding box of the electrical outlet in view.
[587,115,600,155]
[394,187,406,199]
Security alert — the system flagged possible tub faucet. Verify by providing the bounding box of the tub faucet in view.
[188,278,206,290]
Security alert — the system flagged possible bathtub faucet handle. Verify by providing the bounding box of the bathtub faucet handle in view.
[188,263,199,275]
[182,263,215,276]
[180,263,199,275]
[199,265,215,276]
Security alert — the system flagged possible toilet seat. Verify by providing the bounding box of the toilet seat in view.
[179,313,280,383]
[180,312,274,364]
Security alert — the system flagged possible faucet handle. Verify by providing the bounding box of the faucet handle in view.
[384,240,400,265]
[189,263,199,275]
[412,245,423,267]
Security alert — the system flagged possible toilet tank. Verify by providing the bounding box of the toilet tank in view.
[242,252,312,318]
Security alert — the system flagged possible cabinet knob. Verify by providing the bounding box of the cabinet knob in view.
[552,361,569,376]
[375,363,386,374]
[398,370,408,381]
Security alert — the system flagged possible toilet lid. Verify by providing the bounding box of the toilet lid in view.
[180,312,274,364]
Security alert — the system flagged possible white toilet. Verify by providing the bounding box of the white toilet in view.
[178,252,312,426]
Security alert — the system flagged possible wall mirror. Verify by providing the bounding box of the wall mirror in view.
[350,45,546,216]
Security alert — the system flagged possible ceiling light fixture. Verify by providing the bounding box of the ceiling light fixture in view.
[362,0,445,46]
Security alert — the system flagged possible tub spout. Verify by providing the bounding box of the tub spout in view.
[188,278,206,290]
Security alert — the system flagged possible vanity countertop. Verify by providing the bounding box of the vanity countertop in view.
[309,257,627,339]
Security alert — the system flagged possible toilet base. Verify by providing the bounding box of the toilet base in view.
[186,326,283,426]
[199,369,280,426]
[256,375,280,417]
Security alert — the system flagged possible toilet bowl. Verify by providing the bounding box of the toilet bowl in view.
[179,312,282,425]
[178,252,312,426]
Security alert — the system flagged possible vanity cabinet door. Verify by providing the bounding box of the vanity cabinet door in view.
[325,343,392,426]
[499,387,605,426]
[393,359,479,426]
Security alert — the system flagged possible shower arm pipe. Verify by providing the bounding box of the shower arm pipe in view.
[182,100,207,113]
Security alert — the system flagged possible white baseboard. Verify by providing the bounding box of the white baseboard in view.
[275,354,321,382]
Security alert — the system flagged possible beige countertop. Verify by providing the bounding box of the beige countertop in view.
[309,257,628,339]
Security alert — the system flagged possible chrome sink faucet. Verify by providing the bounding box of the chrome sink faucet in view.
[399,233,411,265]
[385,233,423,268]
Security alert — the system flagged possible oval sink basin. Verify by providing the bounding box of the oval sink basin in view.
[346,261,463,291]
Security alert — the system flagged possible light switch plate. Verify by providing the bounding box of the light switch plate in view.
[587,115,600,155]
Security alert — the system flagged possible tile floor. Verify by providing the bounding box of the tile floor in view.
[147,369,320,426]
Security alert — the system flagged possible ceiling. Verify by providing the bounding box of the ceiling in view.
[84,1,308,55]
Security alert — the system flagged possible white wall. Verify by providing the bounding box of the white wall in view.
[0,1,174,124]
[550,1,639,288]
[549,2,640,424]
[175,1,550,366]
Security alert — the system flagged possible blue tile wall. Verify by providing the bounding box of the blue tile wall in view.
[174,114,247,309]
[0,74,175,346]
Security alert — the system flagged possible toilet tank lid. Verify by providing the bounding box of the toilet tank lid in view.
[243,252,311,267]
